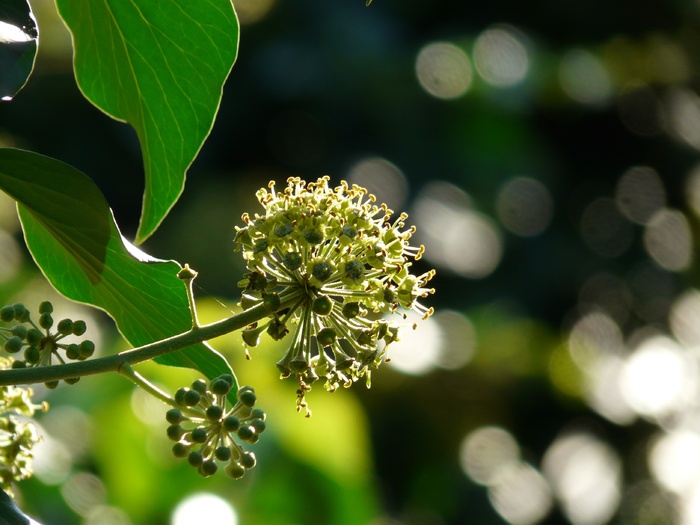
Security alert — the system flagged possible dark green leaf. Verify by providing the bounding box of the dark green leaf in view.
[0,148,237,394]
[0,487,31,525]
[55,0,239,244]
[0,0,38,102]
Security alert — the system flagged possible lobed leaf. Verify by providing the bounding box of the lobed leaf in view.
[55,0,239,244]
[0,148,237,394]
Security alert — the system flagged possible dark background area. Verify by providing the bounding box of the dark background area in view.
[2,0,700,523]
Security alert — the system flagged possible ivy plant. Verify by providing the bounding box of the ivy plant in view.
[0,0,434,520]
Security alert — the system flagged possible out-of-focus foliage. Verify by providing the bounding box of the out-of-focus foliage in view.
[3,0,700,523]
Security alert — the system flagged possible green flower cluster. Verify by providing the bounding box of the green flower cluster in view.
[0,302,94,388]
[234,177,435,412]
[0,357,46,495]
[165,375,265,479]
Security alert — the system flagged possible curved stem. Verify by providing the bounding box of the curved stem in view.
[0,291,304,386]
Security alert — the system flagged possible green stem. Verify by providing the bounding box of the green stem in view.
[0,291,304,386]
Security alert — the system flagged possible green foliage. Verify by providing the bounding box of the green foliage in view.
[55,0,239,243]
[0,149,236,394]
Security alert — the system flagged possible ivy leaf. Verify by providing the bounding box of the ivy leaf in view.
[0,148,237,395]
[0,0,38,102]
[55,0,239,244]
[0,487,32,524]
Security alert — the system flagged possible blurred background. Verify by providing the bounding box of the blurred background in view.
[2,0,700,523]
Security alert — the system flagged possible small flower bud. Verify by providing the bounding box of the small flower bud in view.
[191,427,208,443]
[65,344,80,360]
[174,388,188,406]
[223,415,240,432]
[188,451,203,467]
[0,305,14,323]
[4,336,23,354]
[38,301,53,314]
[183,389,201,406]
[56,319,73,335]
[251,418,266,433]
[210,375,233,396]
[240,451,257,469]
[342,301,361,319]
[206,405,224,421]
[237,425,256,442]
[23,346,40,364]
[72,320,87,336]
[26,329,42,347]
[200,459,218,477]
[263,293,281,313]
[172,442,189,458]
[317,327,336,346]
[78,340,95,359]
[283,252,303,271]
[312,296,333,316]
[237,387,256,407]
[191,379,208,394]
[215,446,232,462]
[39,313,53,330]
[165,408,183,425]
[13,304,29,323]
[166,424,185,441]
[10,325,27,340]
[226,463,246,479]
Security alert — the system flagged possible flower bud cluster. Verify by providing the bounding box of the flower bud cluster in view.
[0,302,94,388]
[165,375,264,479]
[0,357,46,495]
[234,177,435,411]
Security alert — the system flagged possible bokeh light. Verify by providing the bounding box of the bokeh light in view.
[232,0,276,25]
[432,309,476,370]
[496,176,553,236]
[488,462,553,525]
[670,288,700,348]
[559,49,612,106]
[542,431,621,525]
[60,472,107,517]
[643,209,692,271]
[413,181,502,278]
[620,335,696,419]
[346,157,409,213]
[649,429,700,494]
[459,426,520,486]
[415,42,472,100]
[615,166,666,225]
[473,26,529,87]
[171,493,237,525]
[664,88,700,151]
[386,311,441,375]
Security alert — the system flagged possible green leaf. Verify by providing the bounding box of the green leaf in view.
[0,487,32,525]
[55,0,239,244]
[0,148,236,393]
[0,0,38,102]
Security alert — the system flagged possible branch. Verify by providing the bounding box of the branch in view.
[0,291,303,386]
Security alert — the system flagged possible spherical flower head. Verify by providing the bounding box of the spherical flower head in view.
[0,357,46,495]
[167,376,265,479]
[234,177,435,412]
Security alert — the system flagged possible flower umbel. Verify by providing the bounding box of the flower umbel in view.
[0,357,46,495]
[0,301,93,388]
[234,177,435,411]
[166,375,264,479]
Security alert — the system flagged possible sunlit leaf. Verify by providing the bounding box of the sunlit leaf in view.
[0,148,236,393]
[55,0,239,244]
[0,0,38,102]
